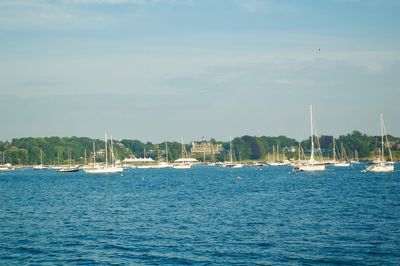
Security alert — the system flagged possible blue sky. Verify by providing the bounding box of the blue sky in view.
[0,0,399,142]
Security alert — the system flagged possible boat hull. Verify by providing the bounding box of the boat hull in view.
[297,164,326,172]
[366,163,394,173]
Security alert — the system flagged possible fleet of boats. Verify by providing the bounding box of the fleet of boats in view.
[84,133,123,174]
[0,110,397,173]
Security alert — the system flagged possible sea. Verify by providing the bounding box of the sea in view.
[1,164,399,265]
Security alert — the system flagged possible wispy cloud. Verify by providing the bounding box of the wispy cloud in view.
[66,0,193,5]
[0,0,193,30]
[236,0,294,14]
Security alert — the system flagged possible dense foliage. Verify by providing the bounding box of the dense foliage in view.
[0,131,399,165]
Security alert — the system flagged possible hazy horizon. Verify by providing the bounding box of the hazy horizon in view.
[1,0,399,143]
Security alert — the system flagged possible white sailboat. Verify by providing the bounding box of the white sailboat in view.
[33,149,47,170]
[223,137,244,168]
[351,150,360,164]
[334,143,351,167]
[366,114,394,173]
[173,139,197,169]
[268,145,290,166]
[85,133,123,174]
[0,152,15,171]
[296,105,325,172]
[154,142,173,168]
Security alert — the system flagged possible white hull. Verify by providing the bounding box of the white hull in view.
[137,165,154,169]
[297,163,326,172]
[33,165,47,170]
[0,166,15,171]
[153,162,173,168]
[223,163,244,168]
[173,163,191,169]
[84,166,123,174]
[366,163,394,173]
[58,167,79,172]
[268,162,290,166]
[334,162,351,167]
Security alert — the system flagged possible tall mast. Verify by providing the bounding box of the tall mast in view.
[105,133,108,167]
[93,141,96,165]
[380,113,384,161]
[181,138,184,158]
[332,137,336,161]
[298,142,301,161]
[310,105,314,162]
[165,142,168,163]
[229,136,233,163]
[110,135,114,165]
[203,141,206,163]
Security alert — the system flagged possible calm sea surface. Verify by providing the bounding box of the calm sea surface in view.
[1,164,399,265]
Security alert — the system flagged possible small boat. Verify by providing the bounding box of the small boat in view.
[295,105,326,172]
[268,145,290,166]
[0,163,15,171]
[366,114,394,173]
[33,150,47,170]
[222,137,244,168]
[333,143,351,167]
[58,167,79,173]
[84,134,123,174]
[350,150,360,164]
[0,152,15,171]
[173,139,197,169]
[58,150,79,173]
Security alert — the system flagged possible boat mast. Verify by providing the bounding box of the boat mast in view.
[181,138,184,158]
[165,142,168,163]
[229,136,233,164]
[105,133,108,167]
[298,142,301,161]
[380,113,384,162]
[203,141,206,163]
[92,141,96,165]
[332,137,336,162]
[110,135,114,165]
[310,105,314,162]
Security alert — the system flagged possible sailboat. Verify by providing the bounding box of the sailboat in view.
[268,145,290,166]
[292,142,307,170]
[33,149,48,170]
[223,137,244,168]
[296,105,325,172]
[173,139,197,169]
[334,143,351,167]
[366,114,394,173]
[0,152,15,171]
[351,150,360,164]
[85,133,123,174]
[58,150,79,172]
[154,142,173,168]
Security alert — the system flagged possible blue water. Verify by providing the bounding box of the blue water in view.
[1,164,399,265]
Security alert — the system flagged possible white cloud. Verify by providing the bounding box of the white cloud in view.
[236,0,294,14]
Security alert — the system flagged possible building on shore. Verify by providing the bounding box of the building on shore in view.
[191,142,223,155]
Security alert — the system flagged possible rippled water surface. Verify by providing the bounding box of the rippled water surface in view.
[1,164,399,265]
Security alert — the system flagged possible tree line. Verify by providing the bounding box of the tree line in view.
[0,131,399,165]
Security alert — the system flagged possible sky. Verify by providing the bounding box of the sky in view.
[0,0,399,143]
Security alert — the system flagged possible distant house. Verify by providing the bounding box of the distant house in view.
[91,149,105,158]
[191,142,223,155]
